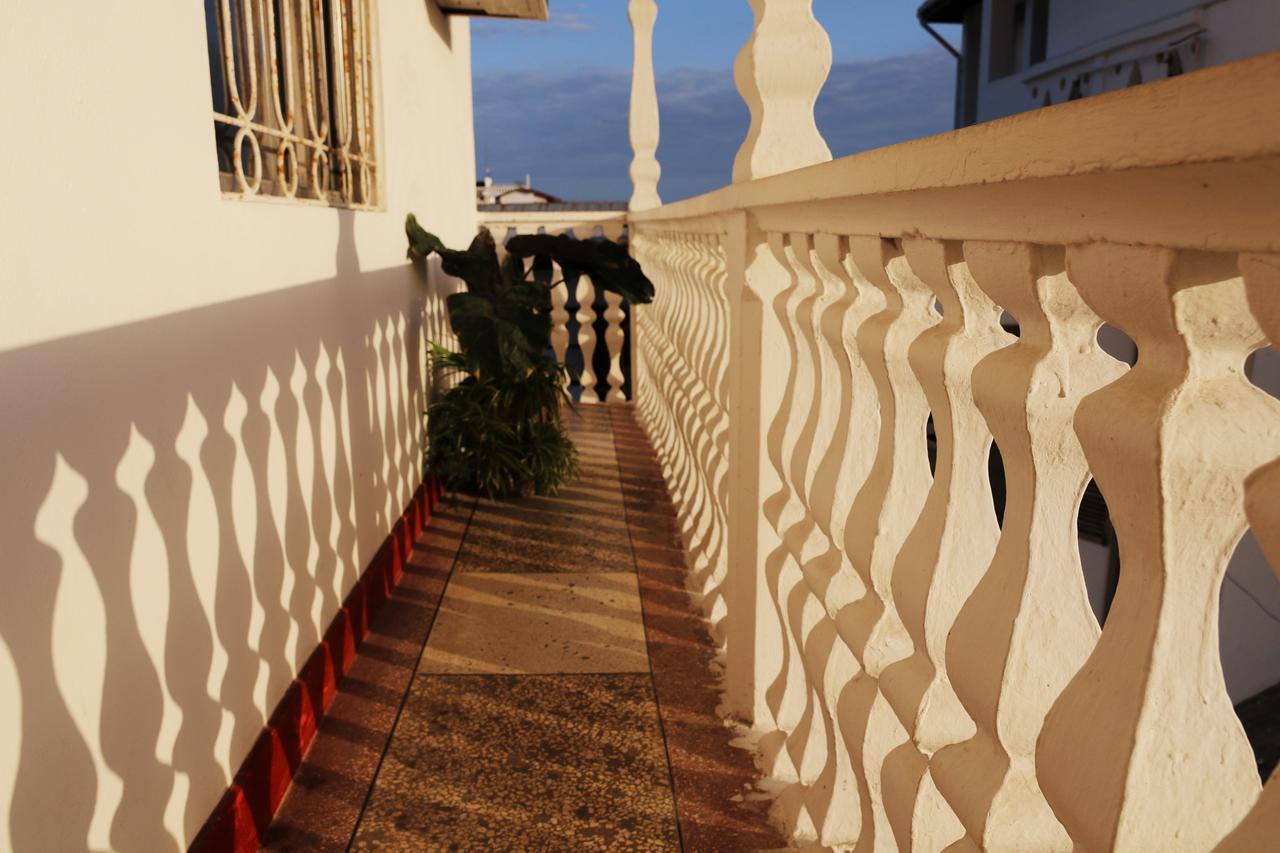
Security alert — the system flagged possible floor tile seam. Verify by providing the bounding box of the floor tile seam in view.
[412,669,657,678]
[345,496,478,850]
[448,569,637,576]
[609,407,687,853]
[430,568,650,627]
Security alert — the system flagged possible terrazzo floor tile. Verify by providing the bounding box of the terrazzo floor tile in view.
[349,673,681,852]
[258,404,786,851]
[611,406,789,851]
[420,571,650,674]
[449,421,631,574]
[259,501,474,852]
[455,500,633,573]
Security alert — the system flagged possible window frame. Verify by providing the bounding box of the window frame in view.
[206,0,383,210]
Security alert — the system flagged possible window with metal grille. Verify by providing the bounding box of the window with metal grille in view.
[204,0,378,208]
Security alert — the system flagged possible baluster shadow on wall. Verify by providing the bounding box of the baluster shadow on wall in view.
[0,212,439,850]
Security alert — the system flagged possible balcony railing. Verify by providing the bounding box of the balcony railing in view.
[620,4,1280,845]
[477,209,636,402]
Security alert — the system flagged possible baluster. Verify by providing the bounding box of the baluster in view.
[876,239,1012,852]
[810,236,883,618]
[766,232,838,840]
[822,237,937,850]
[576,273,599,403]
[930,242,1124,851]
[549,262,570,390]
[698,231,733,632]
[789,234,885,846]
[684,234,732,622]
[627,226,652,413]
[837,237,937,676]
[604,292,627,402]
[733,0,832,182]
[720,225,800,787]
[1217,253,1280,849]
[628,0,661,211]
[1038,246,1279,851]
[667,236,713,582]
[754,241,816,836]
[659,235,698,515]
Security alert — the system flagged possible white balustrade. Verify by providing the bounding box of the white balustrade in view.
[624,44,1280,853]
[476,213,635,404]
[632,227,732,636]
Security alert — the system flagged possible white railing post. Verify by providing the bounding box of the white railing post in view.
[627,0,661,410]
[721,213,794,735]
[628,0,662,212]
[732,0,832,183]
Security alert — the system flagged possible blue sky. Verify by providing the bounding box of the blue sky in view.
[471,2,960,202]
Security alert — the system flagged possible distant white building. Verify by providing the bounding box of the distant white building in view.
[476,172,562,205]
[919,0,1280,126]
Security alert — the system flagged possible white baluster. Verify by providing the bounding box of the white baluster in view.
[827,237,938,851]
[550,262,570,390]
[879,239,1012,852]
[837,237,938,677]
[628,0,661,211]
[604,292,627,402]
[1218,258,1280,853]
[733,0,832,183]
[1039,246,1279,851]
[576,273,599,403]
[931,242,1124,852]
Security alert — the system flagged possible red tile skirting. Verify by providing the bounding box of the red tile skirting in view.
[190,478,443,853]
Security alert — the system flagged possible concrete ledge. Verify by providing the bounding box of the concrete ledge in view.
[630,51,1280,252]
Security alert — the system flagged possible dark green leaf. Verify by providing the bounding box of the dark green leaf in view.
[506,233,654,304]
[405,214,445,259]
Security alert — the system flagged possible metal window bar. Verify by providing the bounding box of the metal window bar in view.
[206,0,378,208]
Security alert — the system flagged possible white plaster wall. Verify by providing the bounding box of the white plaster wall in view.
[1045,0,1280,62]
[974,0,1280,122]
[0,1,476,849]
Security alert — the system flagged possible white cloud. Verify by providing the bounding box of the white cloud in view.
[474,51,955,202]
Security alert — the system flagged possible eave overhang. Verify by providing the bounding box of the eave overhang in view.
[917,0,975,25]
[438,0,549,20]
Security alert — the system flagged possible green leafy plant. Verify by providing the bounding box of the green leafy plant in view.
[407,215,654,499]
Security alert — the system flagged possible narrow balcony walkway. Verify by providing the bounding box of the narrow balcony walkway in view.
[259,406,785,851]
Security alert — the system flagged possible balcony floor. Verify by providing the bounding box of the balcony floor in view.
[260,405,784,851]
